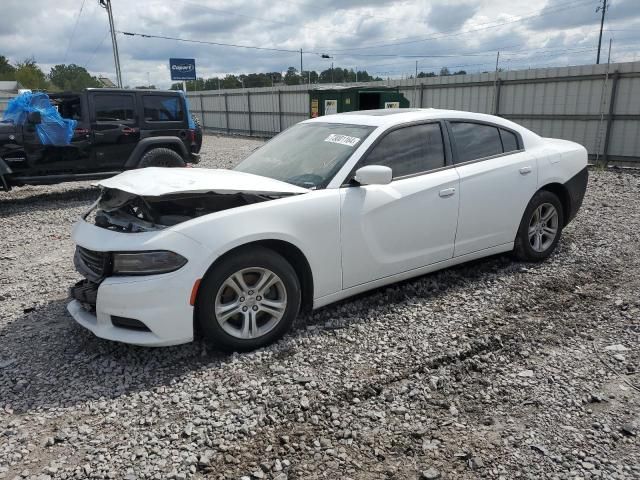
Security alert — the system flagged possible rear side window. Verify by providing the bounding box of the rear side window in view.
[362,123,445,178]
[500,128,519,152]
[450,122,502,163]
[143,95,184,122]
[94,95,135,122]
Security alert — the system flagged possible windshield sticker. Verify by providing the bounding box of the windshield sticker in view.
[324,134,361,147]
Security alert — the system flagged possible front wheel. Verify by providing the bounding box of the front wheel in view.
[196,247,301,351]
[514,190,564,262]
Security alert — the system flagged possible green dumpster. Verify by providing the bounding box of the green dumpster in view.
[309,86,410,118]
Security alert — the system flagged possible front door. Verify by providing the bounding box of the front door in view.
[89,92,140,170]
[340,123,460,289]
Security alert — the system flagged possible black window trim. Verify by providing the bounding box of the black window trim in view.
[341,119,453,187]
[90,92,137,125]
[444,118,525,167]
[141,94,186,124]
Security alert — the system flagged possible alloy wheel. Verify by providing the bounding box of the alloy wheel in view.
[214,267,287,339]
[528,202,559,252]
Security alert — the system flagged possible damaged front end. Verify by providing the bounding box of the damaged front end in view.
[90,187,281,233]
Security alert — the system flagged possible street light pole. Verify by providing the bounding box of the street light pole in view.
[99,0,123,88]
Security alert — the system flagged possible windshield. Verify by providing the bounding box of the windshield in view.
[234,122,375,188]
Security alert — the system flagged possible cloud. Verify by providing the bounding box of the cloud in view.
[0,0,637,88]
[427,2,480,32]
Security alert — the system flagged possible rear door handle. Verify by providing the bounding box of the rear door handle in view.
[519,166,532,175]
[439,187,456,198]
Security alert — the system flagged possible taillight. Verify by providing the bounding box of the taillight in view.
[74,128,90,137]
[187,129,196,142]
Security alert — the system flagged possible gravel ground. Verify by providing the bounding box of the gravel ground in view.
[0,134,639,480]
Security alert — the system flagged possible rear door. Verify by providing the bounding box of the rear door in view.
[139,92,190,148]
[449,121,537,256]
[88,92,140,170]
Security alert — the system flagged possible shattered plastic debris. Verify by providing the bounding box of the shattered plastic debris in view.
[2,91,77,145]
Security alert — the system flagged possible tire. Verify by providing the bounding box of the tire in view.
[191,114,203,153]
[138,148,185,168]
[514,190,564,262]
[196,246,301,352]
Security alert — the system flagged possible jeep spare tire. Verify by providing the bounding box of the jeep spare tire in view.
[138,148,186,168]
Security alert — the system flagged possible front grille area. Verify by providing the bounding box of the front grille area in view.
[74,246,111,282]
[69,279,99,308]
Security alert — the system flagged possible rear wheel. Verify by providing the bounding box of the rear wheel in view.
[514,190,564,261]
[196,247,301,351]
[138,147,185,168]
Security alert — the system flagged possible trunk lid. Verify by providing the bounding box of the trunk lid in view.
[95,167,309,196]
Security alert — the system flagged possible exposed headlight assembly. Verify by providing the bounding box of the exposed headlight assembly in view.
[112,251,187,276]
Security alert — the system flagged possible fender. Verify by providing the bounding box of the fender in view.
[124,137,189,168]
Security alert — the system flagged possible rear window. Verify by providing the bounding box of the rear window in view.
[94,94,135,122]
[450,122,503,163]
[143,95,184,122]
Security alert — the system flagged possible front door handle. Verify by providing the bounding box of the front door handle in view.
[519,166,532,175]
[439,187,456,198]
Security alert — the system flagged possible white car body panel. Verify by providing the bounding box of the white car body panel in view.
[453,150,538,257]
[340,168,460,288]
[95,167,308,196]
[67,108,588,346]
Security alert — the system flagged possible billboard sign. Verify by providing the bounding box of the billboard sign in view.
[169,58,196,81]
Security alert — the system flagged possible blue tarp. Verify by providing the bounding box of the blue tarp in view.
[2,92,77,146]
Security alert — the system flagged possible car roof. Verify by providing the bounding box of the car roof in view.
[302,108,542,144]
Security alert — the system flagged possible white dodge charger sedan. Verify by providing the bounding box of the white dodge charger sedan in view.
[68,108,588,350]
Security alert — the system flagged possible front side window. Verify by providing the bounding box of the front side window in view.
[143,95,184,122]
[235,122,375,189]
[361,123,445,178]
[94,95,135,122]
[450,122,503,163]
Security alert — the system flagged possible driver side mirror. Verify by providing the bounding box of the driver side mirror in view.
[27,111,41,124]
[353,165,392,186]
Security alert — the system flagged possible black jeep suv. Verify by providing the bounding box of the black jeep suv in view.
[0,88,202,191]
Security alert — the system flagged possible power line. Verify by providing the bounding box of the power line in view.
[63,0,87,64]
[119,31,304,54]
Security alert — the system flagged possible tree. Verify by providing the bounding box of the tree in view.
[0,56,15,81]
[283,67,300,85]
[135,85,156,89]
[453,70,467,75]
[49,64,101,91]
[418,71,436,78]
[14,58,48,90]
[439,67,451,76]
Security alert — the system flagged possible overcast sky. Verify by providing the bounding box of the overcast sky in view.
[1,0,638,88]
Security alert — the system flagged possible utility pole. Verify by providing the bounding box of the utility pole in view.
[99,0,123,88]
[300,49,304,84]
[596,0,608,64]
[492,51,500,114]
[331,62,334,84]
[414,60,418,107]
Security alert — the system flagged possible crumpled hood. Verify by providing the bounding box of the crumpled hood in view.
[95,167,309,196]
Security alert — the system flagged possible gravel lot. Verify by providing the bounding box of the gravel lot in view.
[0,134,639,480]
